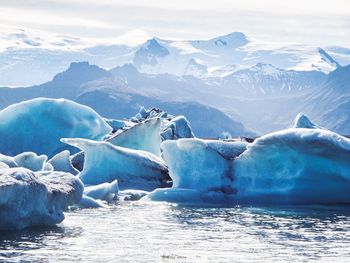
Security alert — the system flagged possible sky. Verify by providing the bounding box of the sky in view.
[0,0,349,46]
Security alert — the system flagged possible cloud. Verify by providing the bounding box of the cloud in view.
[0,0,349,46]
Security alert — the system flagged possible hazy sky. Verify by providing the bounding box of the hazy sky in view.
[0,0,349,46]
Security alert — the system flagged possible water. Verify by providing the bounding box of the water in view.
[1,202,350,262]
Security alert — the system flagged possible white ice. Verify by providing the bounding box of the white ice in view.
[290,113,325,130]
[14,152,47,172]
[0,98,112,157]
[233,128,350,204]
[107,118,162,156]
[0,168,83,230]
[161,116,195,140]
[146,139,247,204]
[48,150,79,175]
[84,180,119,203]
[62,138,169,191]
[147,129,350,205]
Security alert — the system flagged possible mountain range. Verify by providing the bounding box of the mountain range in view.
[0,28,349,135]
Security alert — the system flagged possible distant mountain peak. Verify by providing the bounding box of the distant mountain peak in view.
[318,48,340,69]
[133,38,170,67]
[52,61,111,86]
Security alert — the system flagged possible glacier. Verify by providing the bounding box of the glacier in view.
[0,168,83,230]
[62,138,169,191]
[0,98,112,157]
[147,128,350,205]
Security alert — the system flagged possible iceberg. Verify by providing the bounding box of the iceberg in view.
[106,118,162,156]
[48,150,79,175]
[62,138,169,191]
[290,113,325,130]
[146,139,247,204]
[0,98,112,157]
[147,129,350,205]
[14,152,47,172]
[233,128,350,204]
[0,168,83,230]
[84,180,119,203]
[161,116,195,140]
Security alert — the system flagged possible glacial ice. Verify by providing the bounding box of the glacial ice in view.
[14,152,47,172]
[107,118,162,156]
[147,129,350,205]
[290,113,325,130]
[161,116,195,140]
[0,168,83,230]
[62,138,169,191]
[84,180,119,203]
[104,118,125,132]
[48,150,79,175]
[233,128,350,204]
[79,195,108,208]
[147,139,247,204]
[0,98,112,157]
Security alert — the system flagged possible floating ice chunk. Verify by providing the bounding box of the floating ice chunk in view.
[84,180,119,203]
[62,138,169,191]
[119,189,149,201]
[79,195,108,208]
[161,116,195,140]
[148,131,350,205]
[0,98,112,157]
[104,118,125,132]
[14,152,47,171]
[147,139,247,204]
[106,118,162,156]
[290,113,325,130]
[0,154,17,168]
[0,168,83,230]
[48,150,79,175]
[233,128,350,204]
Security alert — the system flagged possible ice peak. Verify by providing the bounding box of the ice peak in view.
[290,113,324,129]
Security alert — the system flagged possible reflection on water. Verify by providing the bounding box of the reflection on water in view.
[1,203,350,262]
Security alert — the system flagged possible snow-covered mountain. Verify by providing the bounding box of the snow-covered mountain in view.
[0,62,254,138]
[0,27,349,86]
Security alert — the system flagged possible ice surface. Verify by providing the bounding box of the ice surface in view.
[0,98,112,157]
[233,128,350,204]
[147,139,247,204]
[148,130,350,205]
[84,180,119,203]
[0,154,17,168]
[0,162,9,169]
[161,116,195,140]
[107,118,162,156]
[14,152,47,172]
[0,168,83,230]
[48,150,79,175]
[79,195,108,208]
[62,138,169,191]
[290,113,325,130]
[104,118,125,132]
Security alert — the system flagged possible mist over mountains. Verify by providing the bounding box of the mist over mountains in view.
[0,29,349,136]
